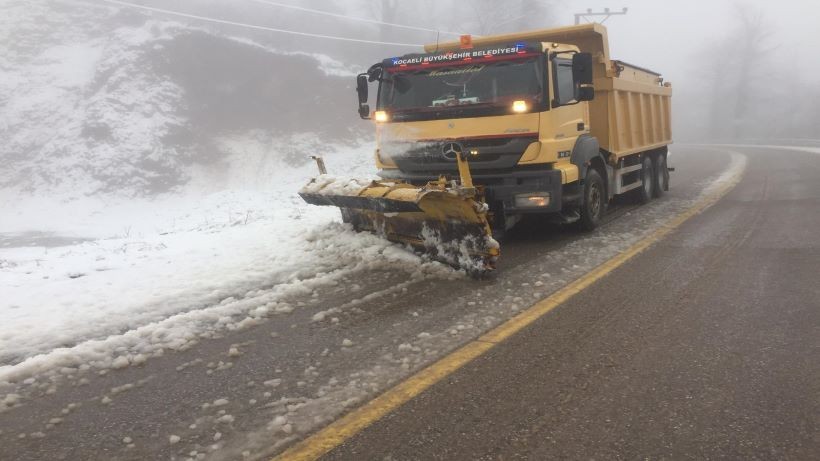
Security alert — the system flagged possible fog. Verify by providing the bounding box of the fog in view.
[154,0,820,142]
[2,0,819,200]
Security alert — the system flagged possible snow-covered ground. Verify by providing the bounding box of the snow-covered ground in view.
[1,0,431,383]
[0,139,461,382]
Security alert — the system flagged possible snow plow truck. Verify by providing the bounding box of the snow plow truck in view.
[300,23,672,273]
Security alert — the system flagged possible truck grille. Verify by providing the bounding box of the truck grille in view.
[385,134,537,174]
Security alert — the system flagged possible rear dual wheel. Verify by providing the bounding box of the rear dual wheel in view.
[636,155,653,204]
[653,154,669,197]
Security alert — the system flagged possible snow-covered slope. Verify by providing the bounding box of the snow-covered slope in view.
[0,0,360,198]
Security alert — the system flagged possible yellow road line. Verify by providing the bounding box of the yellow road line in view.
[274,166,745,461]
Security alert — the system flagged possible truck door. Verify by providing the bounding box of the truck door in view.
[542,52,589,184]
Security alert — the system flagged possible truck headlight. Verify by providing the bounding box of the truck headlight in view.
[374,111,389,122]
[515,192,551,208]
[512,100,528,113]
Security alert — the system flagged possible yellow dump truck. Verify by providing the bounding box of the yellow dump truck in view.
[301,23,672,272]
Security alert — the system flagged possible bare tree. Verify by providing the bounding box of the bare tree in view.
[516,0,558,31]
[457,0,558,35]
[728,6,775,139]
[700,5,776,141]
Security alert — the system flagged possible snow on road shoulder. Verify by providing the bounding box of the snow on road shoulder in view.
[729,144,820,156]
[698,149,748,197]
[0,211,456,384]
[0,141,458,384]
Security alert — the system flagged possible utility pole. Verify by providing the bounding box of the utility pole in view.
[574,7,628,25]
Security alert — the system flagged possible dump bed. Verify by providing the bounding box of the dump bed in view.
[592,58,672,158]
[424,23,672,159]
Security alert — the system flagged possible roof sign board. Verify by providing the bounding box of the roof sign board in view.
[384,42,541,70]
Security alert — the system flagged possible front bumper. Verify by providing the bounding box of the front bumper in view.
[379,167,563,214]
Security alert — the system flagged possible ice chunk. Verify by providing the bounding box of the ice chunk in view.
[111,356,130,369]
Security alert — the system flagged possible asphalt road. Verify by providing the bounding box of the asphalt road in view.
[2,145,816,460]
[324,146,820,460]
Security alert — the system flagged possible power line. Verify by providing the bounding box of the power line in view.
[574,7,628,25]
[98,0,423,47]
[246,0,467,37]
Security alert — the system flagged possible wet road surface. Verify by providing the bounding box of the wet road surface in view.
[323,146,820,460]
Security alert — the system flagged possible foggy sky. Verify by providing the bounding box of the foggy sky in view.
[42,0,820,143]
[173,0,820,74]
[563,0,820,81]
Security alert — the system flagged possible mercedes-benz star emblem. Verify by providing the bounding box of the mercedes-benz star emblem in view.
[441,142,463,161]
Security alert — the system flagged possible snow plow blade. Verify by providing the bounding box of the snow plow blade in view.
[300,177,499,273]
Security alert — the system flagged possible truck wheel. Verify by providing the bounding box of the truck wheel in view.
[578,168,606,231]
[636,155,653,204]
[490,204,506,241]
[491,217,506,241]
[653,154,669,197]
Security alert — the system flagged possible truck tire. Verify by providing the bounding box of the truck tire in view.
[636,155,653,204]
[577,168,606,231]
[491,210,506,241]
[653,153,669,197]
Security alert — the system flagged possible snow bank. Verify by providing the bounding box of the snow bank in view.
[0,221,456,383]
[0,203,457,383]
[699,149,748,197]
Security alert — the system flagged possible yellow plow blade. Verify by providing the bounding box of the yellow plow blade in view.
[300,178,499,273]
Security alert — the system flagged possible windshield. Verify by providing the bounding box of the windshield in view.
[377,56,545,122]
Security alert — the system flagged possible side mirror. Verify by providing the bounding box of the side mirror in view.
[577,86,595,102]
[356,74,368,105]
[356,74,370,119]
[572,52,594,85]
[358,104,370,119]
